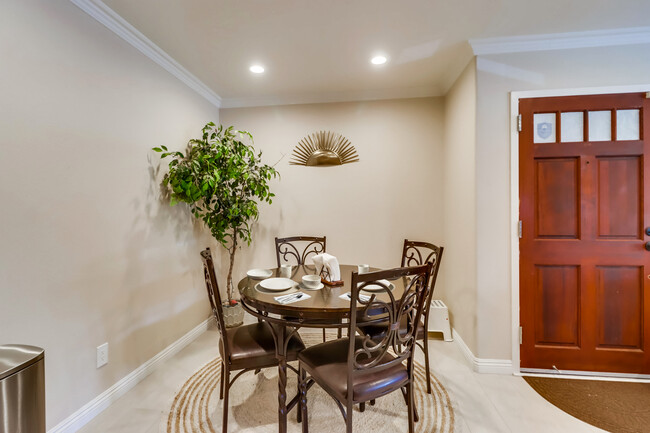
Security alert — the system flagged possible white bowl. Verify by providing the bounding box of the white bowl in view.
[302,275,321,289]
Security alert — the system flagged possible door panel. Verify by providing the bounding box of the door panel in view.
[536,158,580,239]
[534,265,580,346]
[597,156,641,239]
[596,266,643,349]
[520,92,650,374]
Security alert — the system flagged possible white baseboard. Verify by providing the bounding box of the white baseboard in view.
[452,328,513,375]
[48,316,213,433]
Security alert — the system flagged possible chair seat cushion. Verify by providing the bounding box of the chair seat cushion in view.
[222,322,305,369]
[360,316,425,341]
[298,337,408,402]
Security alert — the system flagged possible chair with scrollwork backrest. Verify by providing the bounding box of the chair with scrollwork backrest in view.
[401,239,444,394]
[297,264,431,433]
[361,240,444,394]
[275,236,326,267]
[201,248,305,433]
[275,236,332,341]
[400,240,444,394]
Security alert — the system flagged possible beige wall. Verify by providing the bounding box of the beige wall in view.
[221,98,444,282]
[474,45,650,360]
[440,59,478,353]
[0,0,219,428]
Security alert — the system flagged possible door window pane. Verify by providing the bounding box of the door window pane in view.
[561,112,584,142]
[588,111,612,142]
[616,109,640,141]
[534,113,556,143]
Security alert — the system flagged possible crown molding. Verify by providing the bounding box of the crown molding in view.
[470,26,650,56]
[221,85,441,109]
[69,0,221,108]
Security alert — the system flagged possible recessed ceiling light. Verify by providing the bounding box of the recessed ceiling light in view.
[249,65,265,74]
[371,55,387,65]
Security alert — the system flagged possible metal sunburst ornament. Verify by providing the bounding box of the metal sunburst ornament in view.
[290,131,359,166]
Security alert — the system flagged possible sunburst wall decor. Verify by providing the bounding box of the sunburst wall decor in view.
[290,131,359,166]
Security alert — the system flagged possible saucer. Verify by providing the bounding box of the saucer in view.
[299,282,324,290]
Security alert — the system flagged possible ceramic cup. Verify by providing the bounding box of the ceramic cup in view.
[302,274,321,289]
[358,264,370,274]
[279,264,292,278]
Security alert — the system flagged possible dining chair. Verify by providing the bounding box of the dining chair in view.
[275,235,326,267]
[360,240,444,394]
[201,248,306,433]
[275,236,333,341]
[297,264,432,433]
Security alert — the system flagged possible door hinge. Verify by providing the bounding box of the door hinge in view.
[517,114,522,132]
[518,220,523,238]
[519,326,523,345]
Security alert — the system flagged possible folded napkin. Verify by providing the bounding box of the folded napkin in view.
[312,253,341,282]
[275,292,311,305]
[340,292,372,303]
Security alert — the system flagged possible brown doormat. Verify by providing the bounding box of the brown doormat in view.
[524,376,650,433]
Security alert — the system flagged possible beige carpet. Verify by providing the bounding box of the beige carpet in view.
[164,331,456,432]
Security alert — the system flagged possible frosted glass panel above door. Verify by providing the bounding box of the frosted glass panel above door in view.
[534,113,556,143]
[561,112,584,142]
[588,111,612,142]
[616,109,640,141]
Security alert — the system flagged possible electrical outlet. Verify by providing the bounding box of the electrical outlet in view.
[97,343,109,368]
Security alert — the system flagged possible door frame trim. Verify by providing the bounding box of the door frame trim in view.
[509,84,650,376]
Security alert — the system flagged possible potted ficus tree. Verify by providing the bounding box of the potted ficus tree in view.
[154,122,278,327]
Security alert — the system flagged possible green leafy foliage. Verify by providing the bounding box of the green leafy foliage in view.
[155,123,278,301]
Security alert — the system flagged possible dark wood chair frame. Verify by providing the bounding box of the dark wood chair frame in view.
[201,248,302,432]
[298,264,432,433]
[400,239,444,394]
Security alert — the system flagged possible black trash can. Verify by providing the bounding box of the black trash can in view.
[0,345,45,433]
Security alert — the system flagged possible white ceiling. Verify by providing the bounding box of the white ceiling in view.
[102,0,650,107]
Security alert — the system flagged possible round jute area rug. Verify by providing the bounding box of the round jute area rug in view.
[164,332,456,433]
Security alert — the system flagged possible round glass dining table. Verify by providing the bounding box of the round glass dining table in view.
[237,264,407,433]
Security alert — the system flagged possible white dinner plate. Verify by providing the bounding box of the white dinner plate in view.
[359,279,394,292]
[247,268,273,279]
[259,277,297,291]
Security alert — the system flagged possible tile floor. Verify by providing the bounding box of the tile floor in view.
[78,321,605,433]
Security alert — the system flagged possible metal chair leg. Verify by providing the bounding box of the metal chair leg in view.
[222,366,230,433]
[423,335,432,394]
[407,382,415,433]
[401,386,418,422]
[297,367,303,423]
[300,367,309,433]
[219,361,225,400]
[346,401,354,433]
[322,328,326,342]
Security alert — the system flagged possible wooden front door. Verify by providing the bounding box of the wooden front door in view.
[519,92,650,373]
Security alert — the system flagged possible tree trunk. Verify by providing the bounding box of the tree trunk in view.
[226,234,237,302]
